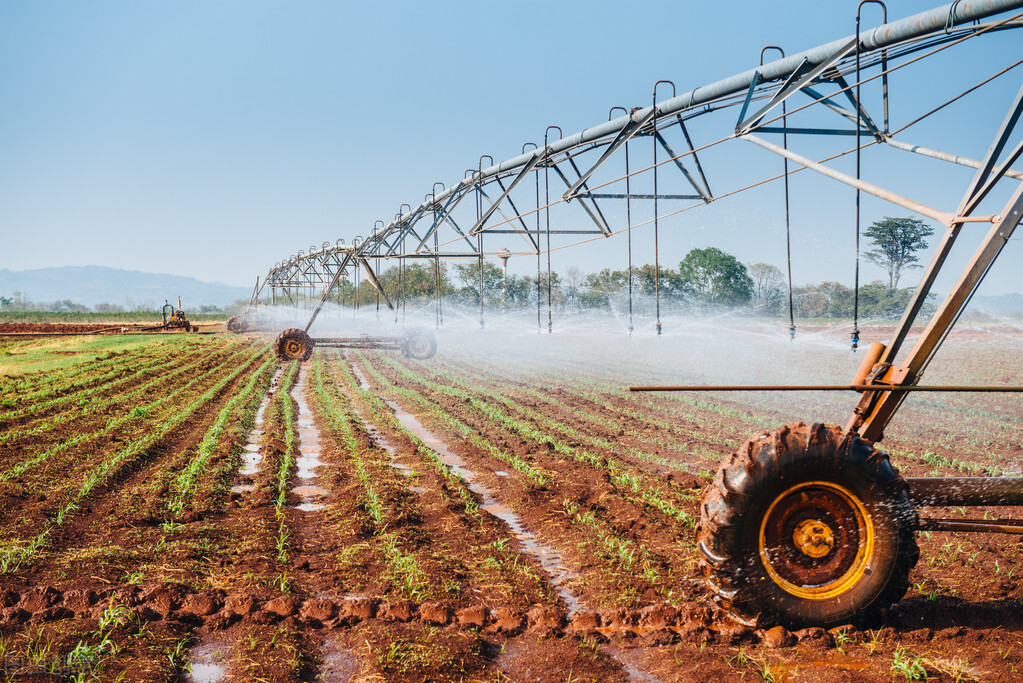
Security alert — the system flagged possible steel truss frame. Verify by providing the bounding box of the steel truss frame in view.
[259,0,1023,345]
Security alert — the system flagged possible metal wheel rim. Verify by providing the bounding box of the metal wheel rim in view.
[758,480,874,600]
[283,338,306,359]
[407,336,430,357]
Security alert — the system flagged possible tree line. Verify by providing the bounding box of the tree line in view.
[2,217,932,320]
[0,292,229,314]
[334,217,932,320]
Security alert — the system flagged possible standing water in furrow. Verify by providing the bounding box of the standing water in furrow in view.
[347,353,582,616]
[290,365,329,511]
[183,371,284,683]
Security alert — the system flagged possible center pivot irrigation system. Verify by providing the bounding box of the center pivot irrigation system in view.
[254,1,1023,628]
[230,244,437,361]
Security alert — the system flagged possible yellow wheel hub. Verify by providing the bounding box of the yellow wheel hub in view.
[759,480,874,600]
[792,519,835,558]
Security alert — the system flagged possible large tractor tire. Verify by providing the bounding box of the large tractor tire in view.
[226,315,249,333]
[274,328,314,362]
[697,422,918,629]
[401,329,437,360]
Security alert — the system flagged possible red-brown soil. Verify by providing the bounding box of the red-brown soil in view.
[1,324,1021,681]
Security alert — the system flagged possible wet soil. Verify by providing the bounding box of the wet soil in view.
[0,325,1021,681]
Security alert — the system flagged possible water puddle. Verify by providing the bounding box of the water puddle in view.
[188,372,285,679]
[181,638,228,683]
[600,647,665,683]
[317,636,359,682]
[230,370,281,495]
[346,355,581,616]
[361,420,417,478]
[292,365,327,511]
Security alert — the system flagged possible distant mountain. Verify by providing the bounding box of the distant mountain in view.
[0,266,251,309]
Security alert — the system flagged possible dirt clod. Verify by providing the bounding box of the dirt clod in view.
[224,593,259,616]
[301,597,338,622]
[181,591,223,617]
[379,600,416,622]
[264,594,302,618]
[526,604,563,631]
[19,586,62,612]
[761,625,797,648]
[567,610,600,632]
[456,605,488,629]
[484,607,525,635]
[419,601,453,626]
[638,603,678,628]
[62,589,99,614]
[599,608,637,629]
[794,627,834,648]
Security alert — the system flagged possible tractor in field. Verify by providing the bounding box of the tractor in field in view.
[160,299,194,331]
[138,298,197,333]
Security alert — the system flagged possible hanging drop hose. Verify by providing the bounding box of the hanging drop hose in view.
[477,172,485,330]
[652,81,675,336]
[545,127,560,335]
[763,46,797,343]
[626,127,635,336]
[785,149,796,342]
[536,161,542,334]
[851,1,886,352]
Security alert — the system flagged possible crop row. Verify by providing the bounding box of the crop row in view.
[311,352,552,607]
[375,353,698,526]
[0,344,258,487]
[0,342,248,452]
[0,342,267,574]
[0,345,181,421]
[167,354,278,516]
[349,350,697,606]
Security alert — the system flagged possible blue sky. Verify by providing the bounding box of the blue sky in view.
[1,0,1020,296]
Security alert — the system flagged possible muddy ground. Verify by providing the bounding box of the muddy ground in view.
[0,322,1021,681]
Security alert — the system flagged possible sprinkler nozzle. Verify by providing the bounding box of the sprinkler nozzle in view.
[851,327,860,352]
[656,321,662,336]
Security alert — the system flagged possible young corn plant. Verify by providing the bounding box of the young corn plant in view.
[168,355,276,515]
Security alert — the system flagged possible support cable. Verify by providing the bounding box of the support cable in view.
[478,157,493,330]
[373,224,383,321]
[422,48,1017,270]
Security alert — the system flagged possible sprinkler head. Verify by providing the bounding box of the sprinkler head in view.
[851,327,860,352]
[789,322,796,342]
[656,321,662,336]
[628,325,634,336]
